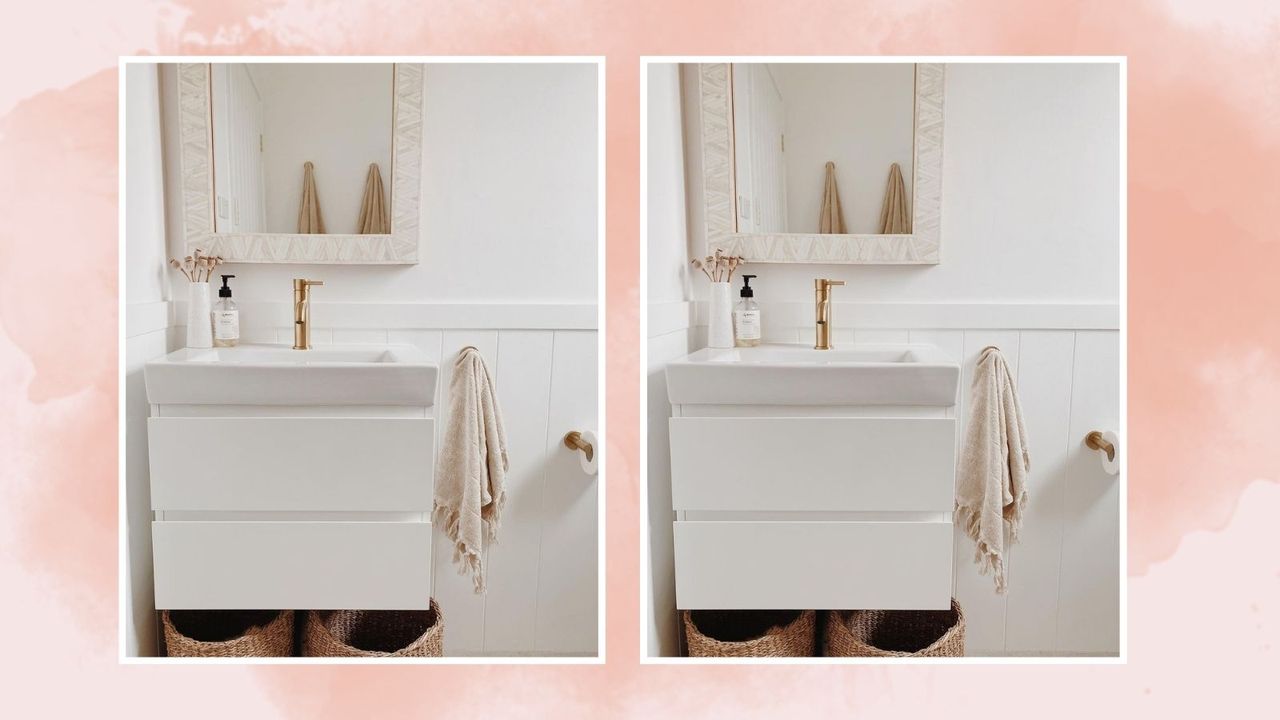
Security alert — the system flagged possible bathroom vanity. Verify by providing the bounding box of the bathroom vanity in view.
[144,344,438,610]
[665,343,961,610]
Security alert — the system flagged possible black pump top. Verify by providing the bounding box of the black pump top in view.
[739,274,757,298]
[219,274,236,298]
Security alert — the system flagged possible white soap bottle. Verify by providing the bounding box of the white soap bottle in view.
[212,274,240,347]
[733,274,761,347]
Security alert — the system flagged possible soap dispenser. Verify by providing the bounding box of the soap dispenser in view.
[213,274,239,347]
[733,274,761,347]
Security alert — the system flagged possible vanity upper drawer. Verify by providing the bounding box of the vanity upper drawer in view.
[674,520,953,610]
[148,417,434,511]
[152,521,433,610]
[669,417,955,512]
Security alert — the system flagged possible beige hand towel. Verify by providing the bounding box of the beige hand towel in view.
[297,161,326,234]
[877,162,911,234]
[357,162,389,234]
[818,161,847,234]
[433,347,509,594]
[955,346,1030,593]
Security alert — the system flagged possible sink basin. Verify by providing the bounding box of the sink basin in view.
[666,343,959,406]
[145,344,438,406]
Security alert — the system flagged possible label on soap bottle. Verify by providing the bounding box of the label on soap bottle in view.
[734,310,761,340]
[213,310,239,340]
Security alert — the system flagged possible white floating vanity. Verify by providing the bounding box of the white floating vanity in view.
[144,344,439,610]
[665,344,961,610]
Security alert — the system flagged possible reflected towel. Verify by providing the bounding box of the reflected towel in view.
[297,161,326,234]
[357,162,389,234]
[818,161,847,234]
[433,347,509,594]
[877,162,911,234]
[955,346,1030,594]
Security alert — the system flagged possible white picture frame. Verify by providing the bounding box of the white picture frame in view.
[698,62,945,264]
[177,62,425,264]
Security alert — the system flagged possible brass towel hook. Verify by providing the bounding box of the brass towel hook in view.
[1085,431,1115,462]
[563,431,594,462]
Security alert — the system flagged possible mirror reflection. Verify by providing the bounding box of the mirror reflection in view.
[209,63,395,235]
[731,63,915,235]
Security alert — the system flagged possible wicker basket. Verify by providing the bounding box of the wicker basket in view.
[302,600,444,657]
[823,599,965,657]
[162,609,294,658]
[683,609,816,657]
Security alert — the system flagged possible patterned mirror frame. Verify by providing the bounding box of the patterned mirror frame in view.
[698,62,944,264]
[177,62,424,264]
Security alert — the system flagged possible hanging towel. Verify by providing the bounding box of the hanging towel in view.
[357,162,389,234]
[877,162,911,234]
[433,347,509,594]
[955,346,1030,594]
[818,161,847,234]
[297,161,326,234]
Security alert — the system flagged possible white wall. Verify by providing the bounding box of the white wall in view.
[770,63,915,234]
[249,63,394,234]
[167,63,599,306]
[644,63,694,658]
[123,64,176,658]
[647,61,1122,657]
[689,63,1121,311]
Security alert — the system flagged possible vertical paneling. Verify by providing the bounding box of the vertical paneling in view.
[387,329,444,365]
[432,330,500,655]
[951,330,1020,653]
[1004,331,1075,652]
[332,328,389,344]
[1056,331,1120,653]
[483,331,555,653]
[535,330,600,654]
[908,330,964,419]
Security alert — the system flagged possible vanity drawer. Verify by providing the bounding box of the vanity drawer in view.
[673,520,953,610]
[152,521,433,609]
[148,417,434,511]
[670,417,955,511]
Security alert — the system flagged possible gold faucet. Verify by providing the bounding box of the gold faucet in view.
[814,278,845,350]
[292,278,324,350]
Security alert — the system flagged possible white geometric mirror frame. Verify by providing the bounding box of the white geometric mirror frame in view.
[698,62,944,264]
[177,62,424,264]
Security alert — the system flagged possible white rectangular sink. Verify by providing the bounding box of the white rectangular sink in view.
[666,343,959,406]
[145,344,437,406]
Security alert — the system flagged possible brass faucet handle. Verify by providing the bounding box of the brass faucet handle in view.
[293,278,325,290]
[824,279,845,288]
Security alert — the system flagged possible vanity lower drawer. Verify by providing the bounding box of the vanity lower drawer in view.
[148,417,434,511]
[152,521,433,609]
[670,417,955,512]
[673,520,953,610]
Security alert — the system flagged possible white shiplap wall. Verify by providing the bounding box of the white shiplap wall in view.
[137,303,599,658]
[646,301,1121,657]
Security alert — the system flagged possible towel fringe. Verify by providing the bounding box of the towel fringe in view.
[956,503,1009,594]
[432,504,488,594]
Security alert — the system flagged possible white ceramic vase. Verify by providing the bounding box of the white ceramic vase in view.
[186,282,213,349]
[708,281,734,349]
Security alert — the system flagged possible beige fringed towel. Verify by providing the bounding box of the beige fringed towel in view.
[357,162,389,234]
[297,161,326,234]
[955,346,1030,594]
[818,161,847,234]
[433,347,508,594]
[878,162,911,234]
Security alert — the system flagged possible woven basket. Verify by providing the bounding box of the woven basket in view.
[302,600,444,657]
[683,609,816,657]
[823,599,965,657]
[162,610,294,658]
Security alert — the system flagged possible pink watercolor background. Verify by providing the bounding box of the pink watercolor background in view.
[0,0,1277,715]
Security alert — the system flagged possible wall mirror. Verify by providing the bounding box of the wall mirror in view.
[178,62,424,264]
[697,62,944,263]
